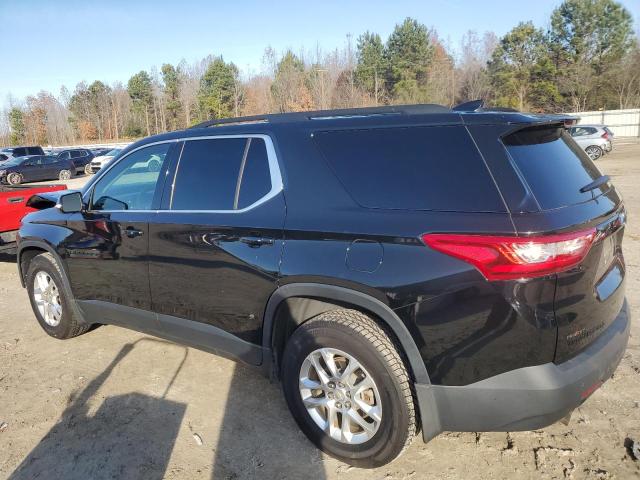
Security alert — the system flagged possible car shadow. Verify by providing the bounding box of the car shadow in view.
[0,252,16,263]
[9,340,188,480]
[211,363,327,479]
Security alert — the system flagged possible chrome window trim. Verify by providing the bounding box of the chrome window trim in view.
[86,133,283,215]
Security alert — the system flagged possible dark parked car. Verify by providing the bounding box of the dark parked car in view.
[16,103,629,467]
[55,148,94,175]
[0,146,45,162]
[0,155,74,185]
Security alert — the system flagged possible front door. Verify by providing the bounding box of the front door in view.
[64,142,176,317]
[148,136,285,346]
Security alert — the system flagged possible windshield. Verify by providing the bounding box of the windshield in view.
[2,156,27,167]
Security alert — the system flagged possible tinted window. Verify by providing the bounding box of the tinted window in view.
[58,151,71,160]
[314,126,505,212]
[504,126,603,210]
[171,138,246,210]
[0,154,8,161]
[71,150,83,158]
[13,148,27,156]
[27,147,44,155]
[91,143,171,211]
[237,138,271,209]
[43,155,59,165]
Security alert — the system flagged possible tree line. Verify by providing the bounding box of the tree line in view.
[1,0,638,147]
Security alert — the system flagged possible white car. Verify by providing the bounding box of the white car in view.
[89,148,122,173]
[568,125,613,161]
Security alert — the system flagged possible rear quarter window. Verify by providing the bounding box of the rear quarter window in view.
[503,126,604,210]
[313,126,505,212]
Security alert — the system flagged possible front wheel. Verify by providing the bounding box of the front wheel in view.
[281,309,416,468]
[59,169,72,180]
[585,145,603,160]
[84,163,93,175]
[7,172,22,185]
[26,252,90,339]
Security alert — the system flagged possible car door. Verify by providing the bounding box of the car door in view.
[63,142,176,325]
[20,157,45,181]
[148,135,285,354]
[40,156,59,180]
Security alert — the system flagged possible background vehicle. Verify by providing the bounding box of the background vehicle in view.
[0,155,75,185]
[17,103,629,467]
[91,147,112,157]
[0,146,45,162]
[569,125,612,159]
[89,148,123,173]
[55,148,95,174]
[0,184,66,254]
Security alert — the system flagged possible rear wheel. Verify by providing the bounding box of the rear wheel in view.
[7,172,22,185]
[84,163,93,175]
[585,145,603,160]
[281,309,416,468]
[59,169,72,180]
[26,252,90,339]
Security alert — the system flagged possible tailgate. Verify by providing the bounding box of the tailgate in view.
[502,124,627,363]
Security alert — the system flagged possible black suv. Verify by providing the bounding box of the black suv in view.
[55,148,95,175]
[16,104,629,467]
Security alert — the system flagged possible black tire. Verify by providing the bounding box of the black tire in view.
[585,145,603,160]
[7,172,22,185]
[25,252,90,339]
[281,309,416,468]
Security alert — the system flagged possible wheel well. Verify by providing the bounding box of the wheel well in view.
[19,247,47,284]
[269,296,417,384]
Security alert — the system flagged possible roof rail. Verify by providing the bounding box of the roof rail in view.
[190,103,451,129]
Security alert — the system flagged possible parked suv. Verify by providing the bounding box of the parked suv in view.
[16,104,629,467]
[0,146,45,162]
[55,148,94,175]
[569,125,613,159]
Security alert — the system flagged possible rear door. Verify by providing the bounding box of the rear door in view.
[500,124,626,362]
[148,135,285,348]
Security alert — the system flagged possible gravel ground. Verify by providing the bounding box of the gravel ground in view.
[1,142,639,480]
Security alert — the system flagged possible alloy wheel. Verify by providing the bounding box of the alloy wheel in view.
[32,271,63,327]
[585,146,602,160]
[299,347,382,444]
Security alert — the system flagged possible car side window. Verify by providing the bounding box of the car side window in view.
[59,151,71,160]
[237,138,272,209]
[171,138,246,210]
[91,143,171,211]
[71,150,82,158]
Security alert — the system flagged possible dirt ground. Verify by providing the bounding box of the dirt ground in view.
[1,141,640,480]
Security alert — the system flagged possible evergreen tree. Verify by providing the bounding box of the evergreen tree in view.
[8,107,25,145]
[355,32,386,103]
[198,56,239,119]
[161,64,182,130]
[385,18,433,103]
[127,71,154,135]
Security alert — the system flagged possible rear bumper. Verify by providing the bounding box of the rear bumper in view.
[416,299,630,441]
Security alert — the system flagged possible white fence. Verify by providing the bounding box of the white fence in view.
[570,108,640,137]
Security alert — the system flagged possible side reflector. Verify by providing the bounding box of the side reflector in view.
[421,229,596,281]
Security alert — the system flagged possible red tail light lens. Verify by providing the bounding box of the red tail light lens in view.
[421,229,597,281]
[601,132,609,140]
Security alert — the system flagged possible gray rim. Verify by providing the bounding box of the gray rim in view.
[586,146,601,160]
[8,173,21,185]
[33,271,63,327]
[299,347,382,444]
[60,170,71,180]
[85,164,92,175]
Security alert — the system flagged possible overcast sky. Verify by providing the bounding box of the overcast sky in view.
[1,0,638,104]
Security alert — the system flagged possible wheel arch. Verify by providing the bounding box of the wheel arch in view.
[262,283,430,385]
[18,241,68,289]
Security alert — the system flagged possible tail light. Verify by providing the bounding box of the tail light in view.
[601,132,609,140]
[421,228,597,281]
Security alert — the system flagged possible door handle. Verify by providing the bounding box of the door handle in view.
[240,236,274,248]
[124,227,144,238]
[8,197,24,203]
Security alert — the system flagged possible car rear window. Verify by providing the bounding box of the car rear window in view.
[313,126,505,212]
[503,125,604,210]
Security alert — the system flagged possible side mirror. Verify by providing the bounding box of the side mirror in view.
[58,191,83,213]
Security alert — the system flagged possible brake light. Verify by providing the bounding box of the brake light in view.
[601,132,609,140]
[421,229,596,281]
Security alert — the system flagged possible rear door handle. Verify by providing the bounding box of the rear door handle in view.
[124,227,144,238]
[240,236,274,248]
[8,197,24,203]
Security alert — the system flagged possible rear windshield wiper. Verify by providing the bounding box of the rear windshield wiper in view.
[580,175,610,193]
